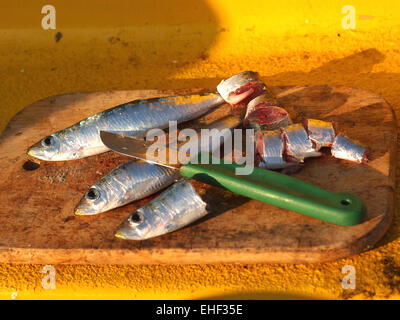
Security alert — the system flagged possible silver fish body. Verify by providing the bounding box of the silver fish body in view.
[75,160,180,215]
[27,93,224,161]
[282,124,321,161]
[331,134,368,163]
[306,119,335,151]
[115,179,208,240]
[255,130,289,169]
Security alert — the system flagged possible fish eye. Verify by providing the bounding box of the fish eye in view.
[129,211,143,227]
[86,188,100,201]
[42,136,54,147]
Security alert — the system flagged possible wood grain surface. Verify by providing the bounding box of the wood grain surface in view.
[0,85,396,264]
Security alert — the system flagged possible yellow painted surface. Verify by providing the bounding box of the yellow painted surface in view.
[1,0,400,299]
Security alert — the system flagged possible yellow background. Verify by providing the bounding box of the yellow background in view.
[1,0,400,299]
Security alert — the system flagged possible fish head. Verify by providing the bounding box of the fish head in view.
[27,133,79,161]
[75,184,113,216]
[115,209,154,240]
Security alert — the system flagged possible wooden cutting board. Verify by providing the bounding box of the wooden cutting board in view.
[0,85,396,264]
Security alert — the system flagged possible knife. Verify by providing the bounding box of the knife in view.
[100,130,366,226]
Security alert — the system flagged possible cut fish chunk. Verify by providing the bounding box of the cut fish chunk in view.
[306,119,335,151]
[255,130,289,169]
[217,71,266,105]
[246,106,292,131]
[282,124,321,161]
[331,134,368,163]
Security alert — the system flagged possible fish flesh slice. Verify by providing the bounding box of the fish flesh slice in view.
[216,71,266,105]
[244,91,292,130]
[27,93,224,161]
[246,106,292,131]
[115,179,208,240]
[245,92,279,117]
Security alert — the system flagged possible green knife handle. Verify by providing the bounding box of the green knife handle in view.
[179,152,366,226]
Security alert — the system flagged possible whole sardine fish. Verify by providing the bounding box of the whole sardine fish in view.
[74,160,180,215]
[27,93,224,161]
[115,179,208,240]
